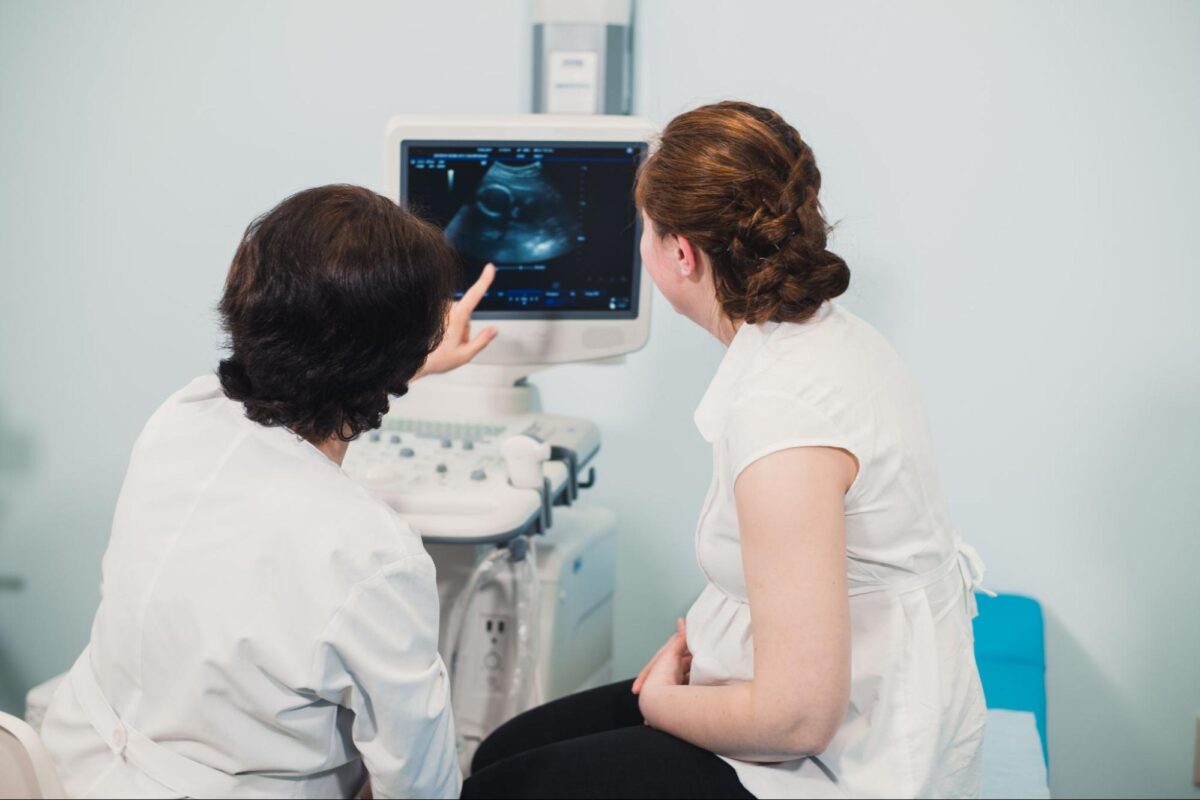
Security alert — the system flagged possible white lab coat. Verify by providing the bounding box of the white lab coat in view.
[686,303,988,798]
[41,376,461,799]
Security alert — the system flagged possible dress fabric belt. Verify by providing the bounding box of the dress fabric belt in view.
[845,540,994,617]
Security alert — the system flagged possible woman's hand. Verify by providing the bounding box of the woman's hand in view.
[636,620,692,728]
[632,618,691,696]
[414,263,498,379]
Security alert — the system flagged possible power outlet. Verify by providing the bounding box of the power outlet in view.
[482,615,511,693]
[483,615,509,649]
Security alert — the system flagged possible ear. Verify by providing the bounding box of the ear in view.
[673,234,701,279]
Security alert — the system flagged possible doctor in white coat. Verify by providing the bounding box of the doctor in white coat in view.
[42,184,497,799]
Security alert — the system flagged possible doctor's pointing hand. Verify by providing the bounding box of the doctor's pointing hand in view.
[416,262,499,379]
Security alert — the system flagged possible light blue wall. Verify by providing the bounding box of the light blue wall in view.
[2,2,1198,798]
[0,0,531,702]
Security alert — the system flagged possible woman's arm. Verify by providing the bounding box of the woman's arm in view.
[637,445,855,762]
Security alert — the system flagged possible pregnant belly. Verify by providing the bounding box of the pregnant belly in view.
[685,583,755,685]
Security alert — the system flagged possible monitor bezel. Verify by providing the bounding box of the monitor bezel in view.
[383,114,657,366]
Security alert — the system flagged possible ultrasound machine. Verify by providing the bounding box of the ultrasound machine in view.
[340,114,655,769]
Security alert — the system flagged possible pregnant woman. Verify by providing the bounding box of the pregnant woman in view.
[462,101,989,799]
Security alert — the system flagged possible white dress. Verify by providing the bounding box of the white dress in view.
[686,302,989,799]
[41,376,461,799]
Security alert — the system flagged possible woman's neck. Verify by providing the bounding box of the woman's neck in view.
[700,298,741,346]
[716,315,743,347]
[688,259,741,346]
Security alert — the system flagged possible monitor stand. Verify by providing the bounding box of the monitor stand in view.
[397,364,547,418]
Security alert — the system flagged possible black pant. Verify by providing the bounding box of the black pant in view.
[461,680,754,799]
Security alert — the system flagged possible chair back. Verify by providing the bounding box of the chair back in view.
[0,710,67,799]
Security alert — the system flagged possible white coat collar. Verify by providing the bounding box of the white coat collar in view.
[187,374,344,471]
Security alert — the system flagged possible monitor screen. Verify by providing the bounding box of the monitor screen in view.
[401,140,647,319]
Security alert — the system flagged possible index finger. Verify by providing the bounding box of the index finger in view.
[457,263,496,314]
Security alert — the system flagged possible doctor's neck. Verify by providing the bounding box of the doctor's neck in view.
[303,427,352,466]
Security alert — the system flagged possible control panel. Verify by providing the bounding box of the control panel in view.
[342,412,599,544]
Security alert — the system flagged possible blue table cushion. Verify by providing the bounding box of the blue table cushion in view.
[972,592,1048,764]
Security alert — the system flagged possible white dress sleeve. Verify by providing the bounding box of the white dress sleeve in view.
[311,553,461,800]
[725,390,861,481]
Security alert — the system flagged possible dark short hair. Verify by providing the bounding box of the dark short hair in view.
[217,184,454,442]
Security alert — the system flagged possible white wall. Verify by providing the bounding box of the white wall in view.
[2,2,1198,798]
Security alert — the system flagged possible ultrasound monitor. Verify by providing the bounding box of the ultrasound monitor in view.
[384,115,656,366]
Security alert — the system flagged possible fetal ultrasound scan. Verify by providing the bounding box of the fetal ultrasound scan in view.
[445,161,581,264]
[403,142,645,317]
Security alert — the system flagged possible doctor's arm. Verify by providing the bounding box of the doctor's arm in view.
[311,554,461,799]
[636,445,854,762]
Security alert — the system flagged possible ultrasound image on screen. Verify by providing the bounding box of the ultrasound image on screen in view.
[402,141,645,318]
